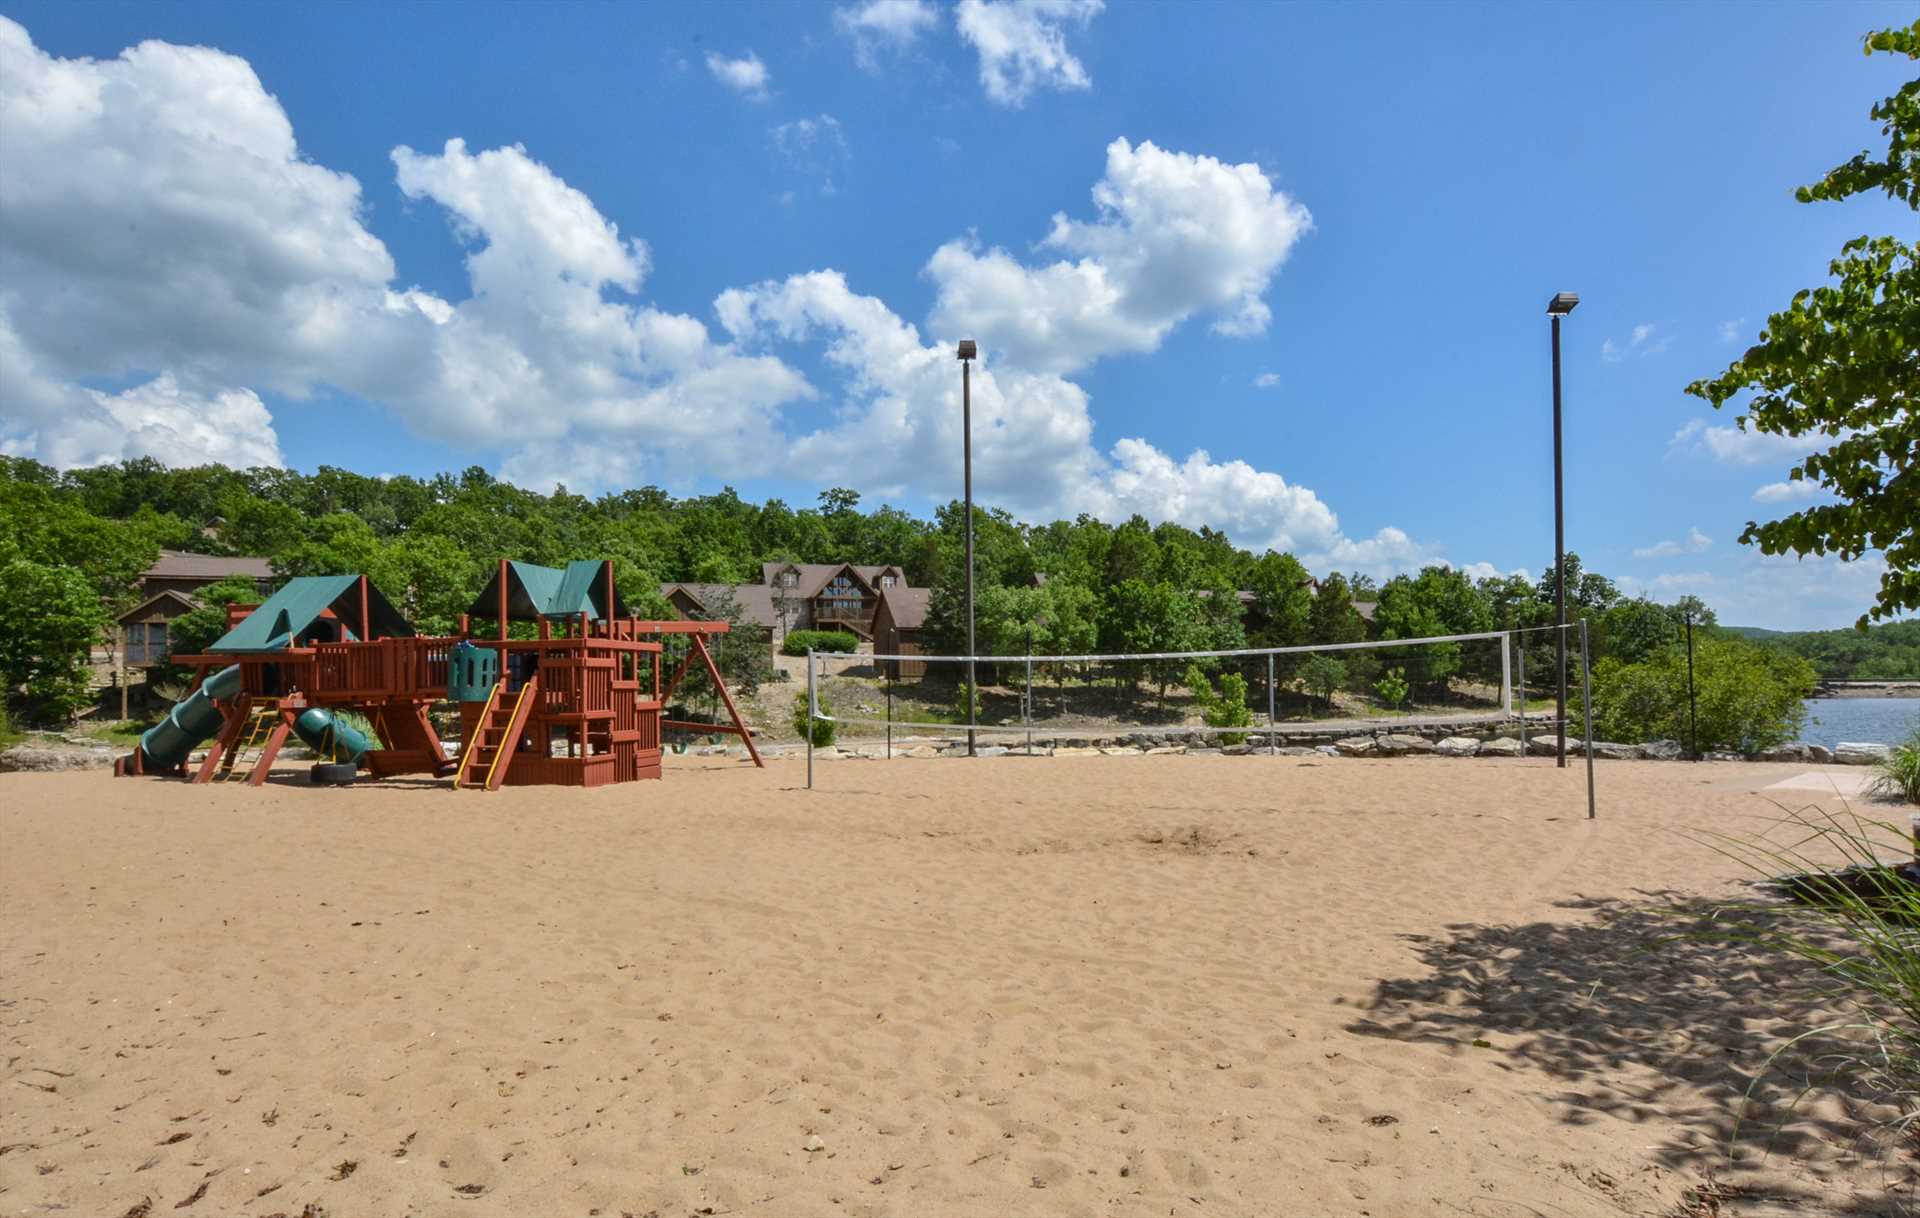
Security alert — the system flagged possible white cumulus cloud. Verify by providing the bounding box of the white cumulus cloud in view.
[1632,526,1713,558]
[1752,478,1821,504]
[836,0,939,67]
[0,17,1453,580]
[927,138,1311,374]
[717,270,1429,571]
[1669,418,1824,466]
[705,50,769,100]
[956,0,1103,107]
[1601,322,1670,362]
[1253,372,1281,389]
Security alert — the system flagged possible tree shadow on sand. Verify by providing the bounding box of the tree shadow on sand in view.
[1345,890,1917,1213]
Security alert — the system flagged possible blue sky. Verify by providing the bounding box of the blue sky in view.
[0,1,1911,628]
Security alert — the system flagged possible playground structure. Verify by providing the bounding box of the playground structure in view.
[117,559,762,789]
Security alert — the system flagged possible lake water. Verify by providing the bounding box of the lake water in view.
[1800,697,1920,748]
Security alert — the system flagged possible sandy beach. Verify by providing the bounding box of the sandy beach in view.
[1,754,1905,1216]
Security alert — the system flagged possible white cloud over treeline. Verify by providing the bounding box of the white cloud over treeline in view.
[0,17,1449,577]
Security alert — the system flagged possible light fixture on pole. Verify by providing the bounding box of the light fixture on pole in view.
[957,339,978,758]
[1546,291,1579,769]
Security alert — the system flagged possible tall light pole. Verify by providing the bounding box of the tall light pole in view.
[957,340,978,757]
[1547,292,1578,768]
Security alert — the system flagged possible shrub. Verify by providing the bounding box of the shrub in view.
[1587,636,1817,752]
[954,681,978,723]
[1205,671,1253,745]
[780,629,860,657]
[1375,667,1409,708]
[1871,723,1920,805]
[791,689,835,746]
[1184,663,1252,744]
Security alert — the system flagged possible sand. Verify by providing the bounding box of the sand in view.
[0,755,1906,1217]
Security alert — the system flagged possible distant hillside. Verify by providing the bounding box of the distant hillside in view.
[1738,619,1920,680]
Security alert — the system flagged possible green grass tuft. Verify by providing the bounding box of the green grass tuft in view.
[1685,804,1920,1159]
[1869,724,1920,806]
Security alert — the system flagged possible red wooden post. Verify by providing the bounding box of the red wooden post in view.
[359,575,371,644]
[691,633,763,768]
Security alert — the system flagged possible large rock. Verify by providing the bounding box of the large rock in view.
[1333,737,1376,756]
[1435,736,1481,757]
[0,745,118,772]
[1640,739,1683,761]
[1528,735,1566,757]
[1477,737,1524,758]
[1836,741,1893,765]
[1278,746,1320,757]
[1379,734,1436,755]
[1590,741,1642,761]
[1810,744,1833,764]
[1757,742,1814,763]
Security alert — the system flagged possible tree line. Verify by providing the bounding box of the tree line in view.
[0,453,1834,750]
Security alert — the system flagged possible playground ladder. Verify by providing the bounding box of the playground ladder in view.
[216,700,282,783]
[456,676,540,791]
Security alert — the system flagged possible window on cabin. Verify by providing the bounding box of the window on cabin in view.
[820,575,865,618]
[880,574,896,588]
[782,571,797,587]
[127,621,169,664]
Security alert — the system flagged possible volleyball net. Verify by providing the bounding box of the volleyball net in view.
[801,622,1595,787]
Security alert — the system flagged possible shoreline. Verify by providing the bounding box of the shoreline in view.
[1812,684,1920,699]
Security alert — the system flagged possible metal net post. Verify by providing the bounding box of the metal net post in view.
[1580,619,1596,820]
[1267,652,1277,754]
[1024,649,1033,756]
[806,647,815,790]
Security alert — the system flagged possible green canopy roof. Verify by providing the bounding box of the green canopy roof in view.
[467,560,628,621]
[208,575,414,653]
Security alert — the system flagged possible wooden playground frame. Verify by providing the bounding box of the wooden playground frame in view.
[146,561,764,789]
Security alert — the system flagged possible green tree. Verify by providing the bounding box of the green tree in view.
[1100,579,1206,702]
[162,575,270,664]
[1308,572,1376,692]
[1597,597,1681,666]
[1587,637,1818,753]
[1685,21,1919,625]
[0,558,107,723]
[1299,653,1346,708]
[1246,551,1313,649]
[1533,551,1619,617]
[1373,566,1491,697]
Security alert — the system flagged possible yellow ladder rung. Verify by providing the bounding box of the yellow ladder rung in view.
[217,701,282,782]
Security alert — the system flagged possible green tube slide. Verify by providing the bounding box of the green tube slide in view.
[132,663,372,771]
[133,663,243,769]
[292,708,372,765]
